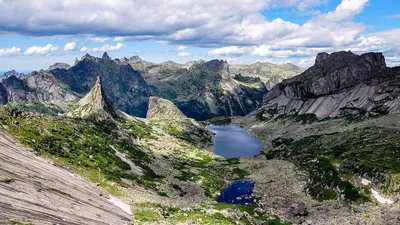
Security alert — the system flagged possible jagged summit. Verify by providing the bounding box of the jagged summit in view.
[66,76,131,121]
[102,52,111,60]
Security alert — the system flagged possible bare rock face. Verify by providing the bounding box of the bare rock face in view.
[0,131,132,225]
[257,51,400,118]
[24,71,78,110]
[1,75,36,103]
[66,76,131,121]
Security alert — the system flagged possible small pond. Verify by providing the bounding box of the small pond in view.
[207,125,262,158]
[217,180,257,204]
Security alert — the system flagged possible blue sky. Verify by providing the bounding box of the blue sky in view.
[0,0,399,71]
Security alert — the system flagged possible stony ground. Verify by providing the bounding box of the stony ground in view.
[232,114,400,225]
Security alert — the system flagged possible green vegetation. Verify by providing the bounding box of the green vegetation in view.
[0,108,160,193]
[205,116,232,125]
[267,126,400,200]
[1,178,16,184]
[0,219,34,225]
[133,202,290,225]
[5,102,64,115]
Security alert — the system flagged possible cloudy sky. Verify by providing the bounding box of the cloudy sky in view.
[0,0,399,71]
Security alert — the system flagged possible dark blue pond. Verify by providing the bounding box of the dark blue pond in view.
[207,125,261,158]
[217,180,257,204]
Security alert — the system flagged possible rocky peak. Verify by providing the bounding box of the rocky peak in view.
[48,63,71,71]
[129,56,143,63]
[81,53,97,61]
[146,96,185,119]
[0,70,24,81]
[74,58,80,66]
[315,52,330,67]
[66,76,129,121]
[205,59,229,72]
[102,52,111,60]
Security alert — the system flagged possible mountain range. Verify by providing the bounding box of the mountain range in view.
[0,53,303,120]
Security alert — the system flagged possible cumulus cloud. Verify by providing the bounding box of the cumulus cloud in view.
[0,46,21,57]
[178,52,191,57]
[80,43,126,53]
[64,42,77,52]
[24,44,59,55]
[177,45,188,51]
[317,0,369,22]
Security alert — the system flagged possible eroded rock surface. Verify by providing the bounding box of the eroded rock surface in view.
[0,131,132,225]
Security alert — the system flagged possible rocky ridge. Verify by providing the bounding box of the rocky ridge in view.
[256,51,400,118]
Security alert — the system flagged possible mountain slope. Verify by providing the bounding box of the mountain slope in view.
[256,51,400,118]
[51,52,150,117]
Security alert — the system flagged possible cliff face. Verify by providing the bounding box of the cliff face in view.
[257,51,400,118]
[25,71,78,110]
[134,59,267,120]
[52,52,150,117]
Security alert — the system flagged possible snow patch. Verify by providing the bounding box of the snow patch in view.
[109,195,132,215]
[361,178,371,186]
[371,189,394,205]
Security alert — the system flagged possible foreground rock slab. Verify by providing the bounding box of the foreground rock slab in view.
[0,131,132,225]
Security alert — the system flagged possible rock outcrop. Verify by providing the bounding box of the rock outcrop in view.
[147,96,213,145]
[256,51,400,118]
[66,76,132,121]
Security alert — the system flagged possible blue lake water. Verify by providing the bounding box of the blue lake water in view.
[217,180,257,204]
[207,125,262,158]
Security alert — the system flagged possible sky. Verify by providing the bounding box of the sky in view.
[0,0,399,71]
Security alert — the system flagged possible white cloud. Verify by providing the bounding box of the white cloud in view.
[24,44,59,56]
[208,46,254,56]
[177,45,188,51]
[0,46,21,57]
[64,42,77,52]
[88,37,111,42]
[317,0,369,22]
[178,52,191,57]
[80,43,126,53]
